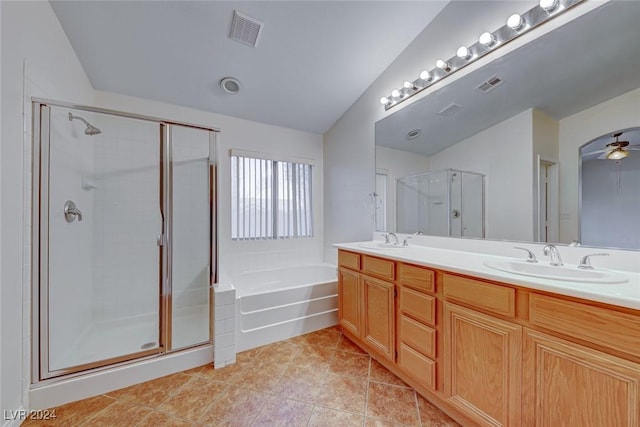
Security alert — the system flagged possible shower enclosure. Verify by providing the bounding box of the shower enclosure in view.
[396,169,484,238]
[32,100,217,381]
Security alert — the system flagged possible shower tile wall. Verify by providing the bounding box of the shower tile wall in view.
[48,107,96,368]
[91,116,161,323]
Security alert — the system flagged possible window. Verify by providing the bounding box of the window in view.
[231,151,313,240]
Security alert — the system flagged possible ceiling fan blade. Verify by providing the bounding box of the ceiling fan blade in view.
[583,149,607,156]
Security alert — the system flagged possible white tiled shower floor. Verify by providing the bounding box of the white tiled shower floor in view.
[52,304,210,371]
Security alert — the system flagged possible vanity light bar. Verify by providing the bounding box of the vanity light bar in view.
[380,0,585,110]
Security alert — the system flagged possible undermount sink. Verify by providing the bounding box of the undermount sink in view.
[358,242,407,250]
[484,261,628,284]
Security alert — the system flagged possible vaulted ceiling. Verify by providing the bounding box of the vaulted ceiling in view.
[50,1,448,134]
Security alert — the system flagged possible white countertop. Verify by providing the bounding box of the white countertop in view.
[334,241,640,310]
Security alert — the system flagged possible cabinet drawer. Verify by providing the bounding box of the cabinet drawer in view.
[400,287,436,326]
[443,274,515,318]
[529,293,640,356]
[362,255,395,280]
[399,343,436,390]
[400,315,436,358]
[338,251,361,270]
[398,263,435,293]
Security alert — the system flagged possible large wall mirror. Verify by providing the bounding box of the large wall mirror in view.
[374,1,640,250]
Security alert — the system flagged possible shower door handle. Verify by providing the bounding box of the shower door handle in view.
[64,200,83,222]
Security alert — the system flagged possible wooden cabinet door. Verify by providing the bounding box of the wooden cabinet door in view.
[444,303,522,427]
[523,329,640,427]
[338,268,362,337]
[363,275,395,361]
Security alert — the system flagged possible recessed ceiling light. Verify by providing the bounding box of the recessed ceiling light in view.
[220,77,241,94]
[407,129,422,140]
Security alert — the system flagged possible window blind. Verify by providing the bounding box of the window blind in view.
[231,154,313,240]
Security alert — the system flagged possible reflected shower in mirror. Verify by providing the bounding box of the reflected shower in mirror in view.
[395,169,484,238]
[580,128,640,250]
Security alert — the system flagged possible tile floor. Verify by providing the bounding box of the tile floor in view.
[22,326,459,426]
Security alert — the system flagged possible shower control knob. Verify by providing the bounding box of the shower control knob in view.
[64,200,83,223]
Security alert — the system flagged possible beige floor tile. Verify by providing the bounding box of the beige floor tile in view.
[366,382,420,426]
[272,365,325,402]
[369,359,408,387]
[21,395,116,426]
[199,384,268,427]
[307,406,364,427]
[232,363,287,393]
[136,411,196,426]
[83,400,152,426]
[329,350,370,378]
[365,417,412,427]
[291,328,341,348]
[251,396,313,427]
[158,376,227,421]
[289,345,336,370]
[236,346,265,364]
[106,373,191,409]
[315,373,367,414]
[195,361,246,383]
[337,335,367,354]
[417,395,461,427]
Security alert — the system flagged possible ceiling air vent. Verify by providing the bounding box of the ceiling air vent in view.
[476,76,503,93]
[230,10,264,48]
[437,103,462,117]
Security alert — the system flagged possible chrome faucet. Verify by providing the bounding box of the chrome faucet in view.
[543,244,563,266]
[384,232,399,245]
[578,253,609,270]
[514,247,538,263]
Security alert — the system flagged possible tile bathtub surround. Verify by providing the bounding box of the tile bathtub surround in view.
[22,327,459,427]
[213,284,236,368]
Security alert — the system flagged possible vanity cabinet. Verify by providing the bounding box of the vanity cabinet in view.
[338,251,395,361]
[336,247,640,427]
[443,302,522,427]
[522,329,640,427]
[338,267,362,336]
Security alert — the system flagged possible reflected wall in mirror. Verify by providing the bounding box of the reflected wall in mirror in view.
[374,1,640,249]
[580,128,640,250]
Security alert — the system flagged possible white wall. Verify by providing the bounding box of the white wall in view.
[1,0,95,417]
[532,109,559,241]
[375,146,429,232]
[429,110,535,241]
[94,91,325,282]
[558,88,640,243]
[581,156,640,249]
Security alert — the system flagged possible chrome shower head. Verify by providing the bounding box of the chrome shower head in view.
[68,112,101,136]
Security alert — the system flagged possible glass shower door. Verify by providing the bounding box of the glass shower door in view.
[42,105,162,377]
[168,125,215,350]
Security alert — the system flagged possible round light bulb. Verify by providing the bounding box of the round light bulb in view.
[403,81,413,89]
[539,0,558,11]
[456,46,471,60]
[419,70,432,81]
[507,13,524,30]
[391,89,401,98]
[436,59,449,71]
[479,32,496,46]
[380,97,389,105]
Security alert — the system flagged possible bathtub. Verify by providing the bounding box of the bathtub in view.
[233,264,338,352]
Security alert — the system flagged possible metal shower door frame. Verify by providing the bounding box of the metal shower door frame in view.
[31,99,218,383]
